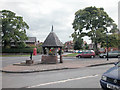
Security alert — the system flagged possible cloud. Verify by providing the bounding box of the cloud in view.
[0,0,119,44]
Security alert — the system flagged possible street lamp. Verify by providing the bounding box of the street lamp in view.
[106,31,109,61]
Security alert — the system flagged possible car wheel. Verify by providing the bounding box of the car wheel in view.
[91,56,94,58]
[103,55,106,58]
[78,56,81,58]
[100,83,108,90]
[101,86,108,90]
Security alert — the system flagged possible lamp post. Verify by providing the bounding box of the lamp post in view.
[106,31,109,61]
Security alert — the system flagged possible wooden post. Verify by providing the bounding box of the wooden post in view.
[55,48,57,55]
[43,47,46,54]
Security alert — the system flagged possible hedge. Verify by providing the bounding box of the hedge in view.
[2,47,42,53]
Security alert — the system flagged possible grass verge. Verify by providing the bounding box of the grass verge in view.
[63,53,79,57]
[0,54,30,57]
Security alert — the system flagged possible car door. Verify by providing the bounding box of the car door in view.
[111,51,118,57]
[83,52,89,57]
[108,51,113,57]
[82,52,86,57]
[87,52,92,57]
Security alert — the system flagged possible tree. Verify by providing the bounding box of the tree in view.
[74,37,83,50]
[84,43,89,50]
[72,6,118,54]
[101,33,120,48]
[1,10,29,48]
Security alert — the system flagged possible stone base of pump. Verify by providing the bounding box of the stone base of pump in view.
[26,60,34,64]
[41,55,58,64]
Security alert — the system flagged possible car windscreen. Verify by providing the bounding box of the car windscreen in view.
[83,52,92,54]
[83,52,87,54]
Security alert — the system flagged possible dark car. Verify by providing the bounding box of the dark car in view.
[100,61,120,90]
[76,51,95,58]
[99,50,120,58]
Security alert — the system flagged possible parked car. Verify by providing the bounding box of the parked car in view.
[99,48,105,54]
[78,50,82,53]
[76,51,95,58]
[100,61,120,90]
[99,50,120,58]
[74,50,79,53]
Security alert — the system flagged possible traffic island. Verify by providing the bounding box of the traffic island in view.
[13,60,41,66]
[1,59,117,73]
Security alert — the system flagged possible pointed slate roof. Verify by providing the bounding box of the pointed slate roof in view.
[42,26,63,47]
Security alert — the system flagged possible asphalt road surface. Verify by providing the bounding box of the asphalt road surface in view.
[1,55,41,67]
[1,54,117,67]
[2,64,114,88]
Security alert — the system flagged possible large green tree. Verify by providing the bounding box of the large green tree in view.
[101,33,120,48]
[72,6,118,54]
[1,10,29,48]
[74,37,83,50]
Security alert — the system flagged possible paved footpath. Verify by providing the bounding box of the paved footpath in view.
[1,58,118,73]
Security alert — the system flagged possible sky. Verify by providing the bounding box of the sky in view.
[0,0,120,44]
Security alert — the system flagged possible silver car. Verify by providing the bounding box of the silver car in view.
[99,50,120,58]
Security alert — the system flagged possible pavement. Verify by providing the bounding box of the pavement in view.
[0,57,118,73]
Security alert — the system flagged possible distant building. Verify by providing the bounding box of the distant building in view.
[118,1,120,30]
[36,40,43,47]
[88,43,94,49]
[82,41,87,47]
[118,1,120,50]
[25,37,37,47]
[88,43,101,50]
[64,41,74,52]
[83,41,87,45]
[1,37,37,47]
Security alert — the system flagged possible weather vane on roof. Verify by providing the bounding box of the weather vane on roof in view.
[51,25,53,32]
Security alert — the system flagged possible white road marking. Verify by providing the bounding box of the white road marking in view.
[27,74,99,88]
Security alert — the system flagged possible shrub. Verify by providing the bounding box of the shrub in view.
[2,46,43,54]
[2,48,33,53]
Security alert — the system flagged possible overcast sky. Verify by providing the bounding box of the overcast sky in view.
[0,0,120,44]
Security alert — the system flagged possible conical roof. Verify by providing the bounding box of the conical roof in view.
[42,26,63,47]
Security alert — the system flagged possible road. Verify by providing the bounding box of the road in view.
[1,54,117,67]
[1,55,41,67]
[2,64,114,88]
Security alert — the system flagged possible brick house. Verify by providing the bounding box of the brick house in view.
[64,41,74,52]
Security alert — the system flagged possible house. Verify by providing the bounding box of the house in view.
[25,37,37,47]
[1,37,37,47]
[88,43,94,49]
[64,41,74,52]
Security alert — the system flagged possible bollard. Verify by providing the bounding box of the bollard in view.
[25,52,34,65]
[30,52,32,60]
